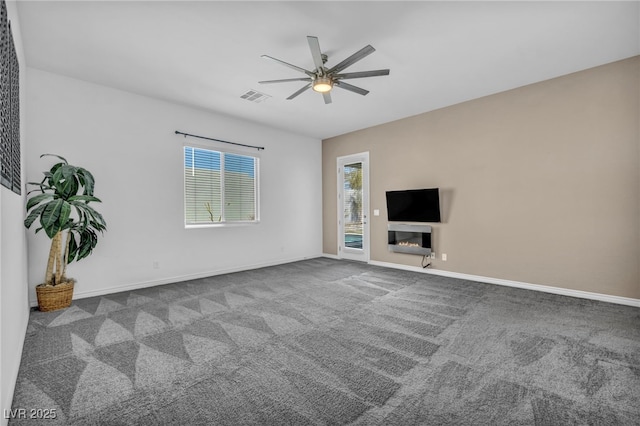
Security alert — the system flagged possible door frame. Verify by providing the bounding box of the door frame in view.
[337,152,370,262]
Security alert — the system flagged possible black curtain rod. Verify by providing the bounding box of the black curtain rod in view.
[175,130,265,151]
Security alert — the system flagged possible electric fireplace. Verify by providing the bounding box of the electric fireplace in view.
[388,224,432,256]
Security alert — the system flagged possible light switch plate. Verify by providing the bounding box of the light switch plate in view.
[373,209,380,216]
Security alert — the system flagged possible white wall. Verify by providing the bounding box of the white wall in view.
[1,2,29,424]
[26,68,322,302]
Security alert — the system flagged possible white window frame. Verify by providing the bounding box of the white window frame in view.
[183,143,260,228]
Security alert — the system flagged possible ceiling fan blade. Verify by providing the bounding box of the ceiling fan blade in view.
[322,92,332,104]
[261,55,314,76]
[334,81,369,96]
[334,69,390,80]
[287,83,312,100]
[327,45,375,74]
[259,77,312,84]
[307,36,325,72]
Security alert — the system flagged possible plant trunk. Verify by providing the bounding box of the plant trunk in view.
[45,231,68,286]
[55,231,63,284]
[62,231,71,281]
[45,232,59,286]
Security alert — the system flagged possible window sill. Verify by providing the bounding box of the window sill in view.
[185,221,260,229]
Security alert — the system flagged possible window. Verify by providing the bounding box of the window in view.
[184,146,259,226]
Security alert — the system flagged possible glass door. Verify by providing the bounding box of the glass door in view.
[337,153,369,262]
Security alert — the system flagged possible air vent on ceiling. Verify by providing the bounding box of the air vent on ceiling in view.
[240,89,271,103]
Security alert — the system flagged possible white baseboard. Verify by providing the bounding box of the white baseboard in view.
[30,255,321,307]
[33,255,639,309]
[368,260,640,308]
[321,253,340,260]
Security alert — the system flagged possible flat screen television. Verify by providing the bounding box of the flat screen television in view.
[386,188,441,222]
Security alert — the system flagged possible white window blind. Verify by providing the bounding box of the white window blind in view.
[184,146,258,225]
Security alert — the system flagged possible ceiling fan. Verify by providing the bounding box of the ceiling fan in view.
[259,36,390,104]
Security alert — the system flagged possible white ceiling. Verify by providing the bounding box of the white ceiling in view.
[17,1,640,140]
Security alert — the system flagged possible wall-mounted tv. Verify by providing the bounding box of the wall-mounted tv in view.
[386,188,441,223]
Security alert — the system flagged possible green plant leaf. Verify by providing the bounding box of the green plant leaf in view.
[70,201,107,229]
[61,218,74,232]
[26,180,51,187]
[26,188,48,196]
[40,153,68,164]
[59,202,71,227]
[91,210,107,229]
[58,164,75,179]
[47,162,64,185]
[77,168,95,196]
[40,199,66,238]
[52,165,80,199]
[89,220,106,232]
[26,193,53,212]
[68,195,101,203]
[76,229,97,261]
[67,232,79,263]
[24,204,46,229]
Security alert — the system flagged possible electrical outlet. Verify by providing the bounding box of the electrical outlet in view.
[153,261,159,269]
[442,253,447,261]
[430,252,436,259]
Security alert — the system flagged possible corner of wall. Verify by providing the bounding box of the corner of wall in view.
[1,2,30,424]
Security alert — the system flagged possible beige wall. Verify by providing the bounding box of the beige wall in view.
[323,56,639,299]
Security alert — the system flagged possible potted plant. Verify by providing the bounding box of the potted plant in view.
[24,154,107,312]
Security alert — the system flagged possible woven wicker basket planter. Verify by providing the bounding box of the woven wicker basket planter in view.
[35,280,75,312]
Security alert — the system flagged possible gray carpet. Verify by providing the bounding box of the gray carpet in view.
[10,258,640,425]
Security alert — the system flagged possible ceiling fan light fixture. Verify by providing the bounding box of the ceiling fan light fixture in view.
[312,76,333,93]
